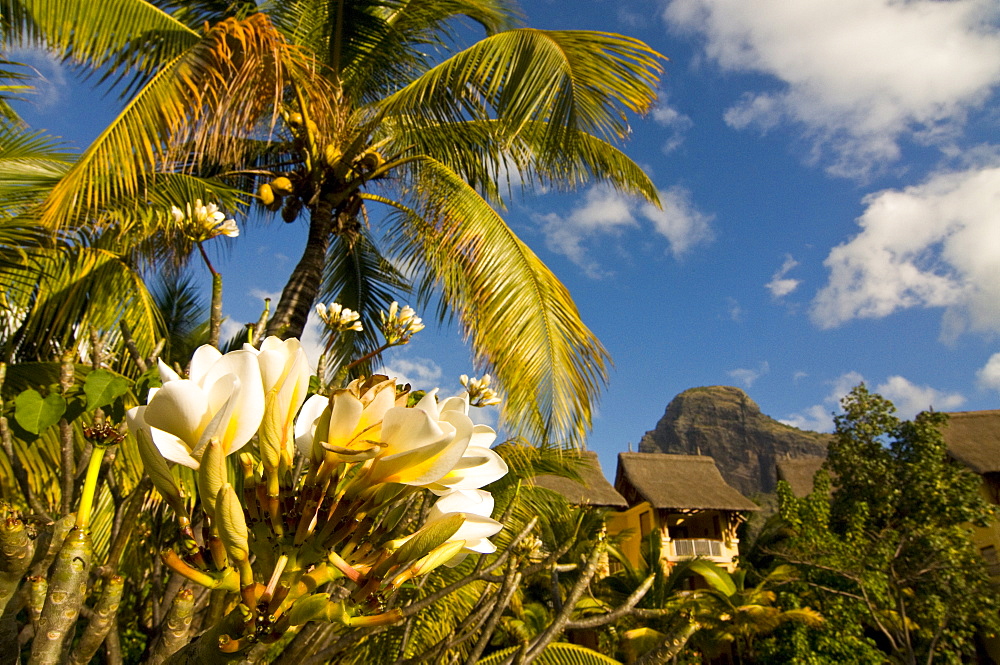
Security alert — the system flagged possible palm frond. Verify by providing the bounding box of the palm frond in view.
[36,13,313,228]
[148,0,258,28]
[385,118,658,206]
[0,119,73,219]
[1,0,199,89]
[268,0,519,104]
[380,28,663,148]
[0,58,32,125]
[3,245,161,363]
[319,230,409,378]
[150,271,208,364]
[393,156,610,446]
[477,642,623,665]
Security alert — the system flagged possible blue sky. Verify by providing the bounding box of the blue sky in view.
[14,0,1000,478]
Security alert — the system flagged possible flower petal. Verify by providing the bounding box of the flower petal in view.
[144,380,211,447]
[203,351,265,453]
[379,407,448,454]
[430,446,508,494]
[149,427,200,469]
[413,389,440,420]
[295,393,329,457]
[157,359,182,383]
[188,344,222,384]
[439,394,469,416]
[430,489,496,519]
[469,424,498,449]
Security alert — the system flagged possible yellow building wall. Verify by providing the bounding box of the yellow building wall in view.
[606,502,655,570]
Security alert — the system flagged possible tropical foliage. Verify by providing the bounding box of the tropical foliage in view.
[0,0,665,446]
[756,385,1000,665]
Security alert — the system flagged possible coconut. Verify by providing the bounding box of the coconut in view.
[271,176,294,195]
[257,183,275,206]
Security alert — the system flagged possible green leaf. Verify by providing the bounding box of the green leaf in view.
[13,388,66,434]
[83,369,131,411]
[687,559,737,598]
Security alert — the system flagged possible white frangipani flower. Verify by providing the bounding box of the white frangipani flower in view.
[294,376,398,462]
[427,489,504,562]
[169,199,239,240]
[315,302,363,332]
[411,390,506,494]
[381,301,424,344]
[366,401,473,486]
[128,345,264,468]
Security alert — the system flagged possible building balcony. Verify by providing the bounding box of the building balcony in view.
[670,538,724,558]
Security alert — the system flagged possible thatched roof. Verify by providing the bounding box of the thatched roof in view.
[942,409,1000,475]
[614,453,760,511]
[775,456,826,498]
[532,451,628,508]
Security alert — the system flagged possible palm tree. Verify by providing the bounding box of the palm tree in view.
[683,561,823,664]
[1,0,664,445]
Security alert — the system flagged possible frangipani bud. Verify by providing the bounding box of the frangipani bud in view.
[315,302,363,332]
[197,439,227,520]
[216,484,249,563]
[390,540,466,588]
[380,301,424,345]
[127,408,185,512]
[251,337,311,472]
[388,513,465,565]
[460,373,501,407]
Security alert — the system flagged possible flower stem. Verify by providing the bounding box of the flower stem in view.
[76,445,106,530]
[198,241,223,348]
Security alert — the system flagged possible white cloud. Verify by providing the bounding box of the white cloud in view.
[664,0,1000,176]
[976,352,1000,391]
[725,296,743,322]
[219,318,245,346]
[781,370,965,430]
[249,288,281,303]
[811,164,1000,336]
[642,186,715,257]
[875,375,965,417]
[781,404,831,432]
[377,357,443,388]
[535,186,637,278]
[9,47,68,111]
[535,185,713,277]
[766,254,801,298]
[298,317,326,368]
[728,361,769,388]
[652,99,694,153]
[781,370,862,431]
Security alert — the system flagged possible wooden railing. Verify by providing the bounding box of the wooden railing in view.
[671,538,723,558]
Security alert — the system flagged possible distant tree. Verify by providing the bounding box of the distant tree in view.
[767,385,1000,665]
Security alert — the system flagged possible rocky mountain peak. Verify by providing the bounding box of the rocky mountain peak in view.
[638,386,832,496]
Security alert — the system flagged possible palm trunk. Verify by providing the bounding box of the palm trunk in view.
[267,200,335,339]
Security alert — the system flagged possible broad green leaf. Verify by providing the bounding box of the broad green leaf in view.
[687,559,738,598]
[13,388,66,434]
[83,369,131,410]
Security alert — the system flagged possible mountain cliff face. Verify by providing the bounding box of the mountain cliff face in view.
[638,386,832,496]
